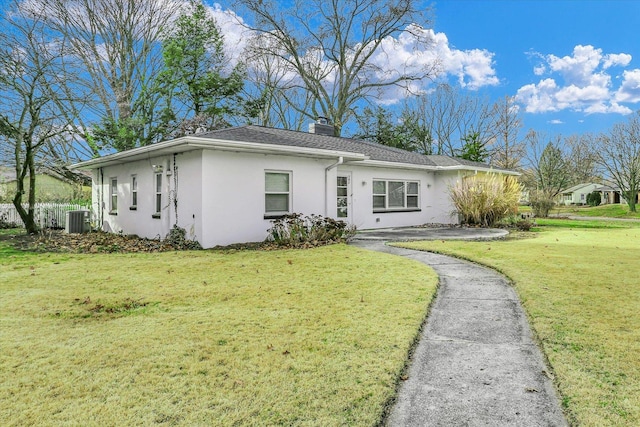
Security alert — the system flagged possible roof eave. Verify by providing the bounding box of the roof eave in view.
[355,159,521,175]
[71,136,367,169]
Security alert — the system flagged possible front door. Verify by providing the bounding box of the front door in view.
[337,174,351,222]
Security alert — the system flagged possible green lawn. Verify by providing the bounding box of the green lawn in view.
[395,219,640,426]
[534,217,632,229]
[525,203,640,219]
[0,238,438,426]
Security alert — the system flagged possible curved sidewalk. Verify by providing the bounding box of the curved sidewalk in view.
[350,234,567,426]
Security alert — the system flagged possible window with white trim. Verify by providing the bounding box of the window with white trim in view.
[154,172,162,216]
[110,178,118,213]
[131,175,137,209]
[372,179,419,212]
[265,171,291,215]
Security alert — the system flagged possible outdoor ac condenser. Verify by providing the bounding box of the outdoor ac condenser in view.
[65,210,90,234]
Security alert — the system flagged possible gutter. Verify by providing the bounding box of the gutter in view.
[359,159,521,176]
[71,137,366,169]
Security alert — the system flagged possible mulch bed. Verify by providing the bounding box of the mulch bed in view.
[2,230,201,253]
[0,229,339,254]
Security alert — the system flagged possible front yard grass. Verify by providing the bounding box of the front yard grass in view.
[395,220,640,426]
[546,203,640,219]
[0,240,438,426]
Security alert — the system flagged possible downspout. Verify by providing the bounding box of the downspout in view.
[325,157,344,217]
[99,167,104,229]
[164,158,171,235]
[172,153,178,227]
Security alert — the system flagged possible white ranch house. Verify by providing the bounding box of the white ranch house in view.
[560,183,600,205]
[72,124,517,248]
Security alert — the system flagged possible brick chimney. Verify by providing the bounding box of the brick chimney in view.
[308,117,335,136]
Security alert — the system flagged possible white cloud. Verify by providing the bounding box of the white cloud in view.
[517,44,636,115]
[208,3,250,65]
[368,27,498,104]
[615,69,640,103]
[425,30,499,90]
[584,102,632,115]
[603,53,632,69]
[608,102,633,114]
[548,119,564,124]
[516,78,560,113]
[533,65,546,76]
[555,79,610,104]
[546,45,603,85]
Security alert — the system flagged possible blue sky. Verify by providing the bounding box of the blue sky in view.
[209,0,640,137]
[431,0,640,136]
[5,0,639,139]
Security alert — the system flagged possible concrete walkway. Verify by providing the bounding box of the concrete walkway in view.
[350,231,567,426]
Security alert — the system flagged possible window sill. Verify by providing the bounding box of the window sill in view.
[264,213,290,220]
[108,211,118,216]
[152,213,160,219]
[373,208,421,214]
[129,206,137,211]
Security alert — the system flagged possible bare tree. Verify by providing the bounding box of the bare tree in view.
[490,95,524,170]
[405,84,495,156]
[0,1,74,233]
[564,133,600,185]
[524,130,568,198]
[458,94,496,156]
[21,0,184,152]
[237,0,439,135]
[595,112,640,212]
[243,37,315,131]
[409,84,462,155]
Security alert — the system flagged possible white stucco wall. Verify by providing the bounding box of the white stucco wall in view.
[429,170,466,224]
[93,155,178,239]
[199,150,336,247]
[90,149,475,247]
[337,164,460,230]
[174,150,203,242]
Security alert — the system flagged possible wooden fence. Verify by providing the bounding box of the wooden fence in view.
[0,203,91,229]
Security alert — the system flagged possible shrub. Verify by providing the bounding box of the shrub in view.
[449,174,521,227]
[586,191,601,207]
[0,212,19,229]
[164,225,202,250]
[498,214,534,232]
[515,219,533,231]
[529,190,556,217]
[267,213,356,247]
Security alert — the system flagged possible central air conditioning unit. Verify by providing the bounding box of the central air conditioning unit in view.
[65,210,90,234]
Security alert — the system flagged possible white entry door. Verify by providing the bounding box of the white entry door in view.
[336,174,352,222]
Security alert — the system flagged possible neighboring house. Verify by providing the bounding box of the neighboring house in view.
[597,185,620,205]
[559,183,600,205]
[0,166,91,203]
[71,124,518,248]
[597,185,640,205]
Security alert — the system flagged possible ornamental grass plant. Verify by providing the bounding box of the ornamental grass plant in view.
[449,174,521,226]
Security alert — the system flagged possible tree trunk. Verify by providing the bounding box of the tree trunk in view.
[626,190,637,213]
[12,147,39,234]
